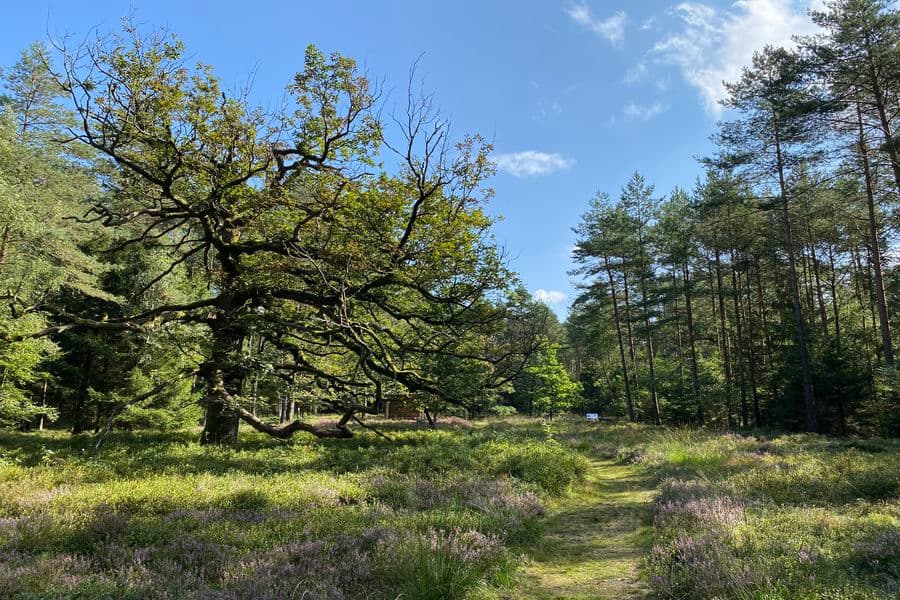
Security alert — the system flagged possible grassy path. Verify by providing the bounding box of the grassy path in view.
[504,459,655,599]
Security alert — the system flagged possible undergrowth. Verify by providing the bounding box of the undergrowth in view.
[0,418,584,599]
[1,418,897,598]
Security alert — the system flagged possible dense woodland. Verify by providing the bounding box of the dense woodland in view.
[565,0,900,436]
[1,1,900,443]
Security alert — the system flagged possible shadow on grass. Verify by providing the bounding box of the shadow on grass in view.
[0,420,487,481]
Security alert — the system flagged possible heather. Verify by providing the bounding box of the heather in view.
[0,419,585,599]
[1,420,898,598]
[632,430,900,599]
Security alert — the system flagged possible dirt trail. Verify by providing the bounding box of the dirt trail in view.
[505,459,655,599]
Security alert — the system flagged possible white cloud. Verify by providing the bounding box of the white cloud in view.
[566,3,627,47]
[533,100,563,121]
[623,101,670,121]
[641,16,659,31]
[493,151,574,177]
[624,61,648,83]
[534,289,568,305]
[653,0,822,116]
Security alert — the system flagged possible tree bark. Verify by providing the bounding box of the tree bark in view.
[72,345,94,435]
[800,245,817,326]
[852,246,878,403]
[858,102,894,366]
[236,404,355,438]
[682,261,703,423]
[730,252,749,428]
[863,35,900,196]
[38,379,48,431]
[806,225,829,333]
[605,255,635,421]
[774,126,817,433]
[638,271,662,426]
[621,268,639,403]
[671,265,687,396]
[827,245,842,349]
[199,290,243,445]
[744,270,762,427]
[714,250,735,428]
[0,224,10,271]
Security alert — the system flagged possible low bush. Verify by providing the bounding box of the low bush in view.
[379,527,512,600]
[0,421,576,598]
[475,438,589,494]
[638,429,900,599]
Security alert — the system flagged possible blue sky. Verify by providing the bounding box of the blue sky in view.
[1,0,824,317]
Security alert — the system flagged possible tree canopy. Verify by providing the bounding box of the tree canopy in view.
[0,25,542,444]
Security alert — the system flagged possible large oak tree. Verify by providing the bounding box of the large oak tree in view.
[8,24,539,444]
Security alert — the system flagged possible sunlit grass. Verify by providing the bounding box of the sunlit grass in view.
[631,429,900,599]
[0,419,897,598]
[0,419,585,599]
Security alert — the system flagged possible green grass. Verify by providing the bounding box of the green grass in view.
[0,418,585,599]
[503,458,654,599]
[0,418,897,598]
[632,429,900,599]
[502,420,899,599]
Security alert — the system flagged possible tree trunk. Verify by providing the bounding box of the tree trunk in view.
[744,270,762,427]
[858,102,894,366]
[671,265,687,396]
[199,310,243,445]
[800,245,817,325]
[864,40,900,197]
[38,379,48,431]
[423,407,437,429]
[864,245,882,352]
[714,250,735,428]
[806,225,829,333]
[682,261,703,423]
[638,271,662,426]
[774,128,817,433]
[621,268,639,402]
[754,260,772,362]
[605,255,635,421]
[200,385,240,445]
[756,259,775,425]
[851,246,878,403]
[0,224,10,271]
[72,346,94,435]
[730,252,749,428]
[827,245,842,349]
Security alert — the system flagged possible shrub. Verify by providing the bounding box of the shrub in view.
[379,527,511,600]
[0,550,100,598]
[649,533,756,598]
[489,405,517,417]
[733,447,900,505]
[851,528,900,577]
[475,439,588,494]
[222,533,381,599]
[652,479,745,530]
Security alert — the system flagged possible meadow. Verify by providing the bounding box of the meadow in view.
[0,418,897,599]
